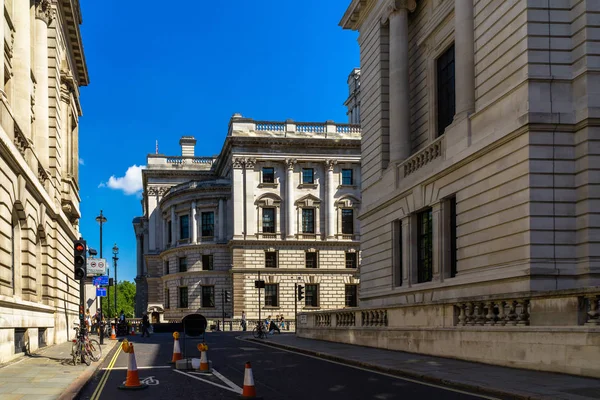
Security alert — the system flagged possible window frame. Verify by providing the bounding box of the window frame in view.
[302,168,314,184]
[305,284,319,308]
[341,209,354,234]
[305,251,318,269]
[302,208,315,234]
[265,251,277,268]
[164,288,170,309]
[264,284,279,307]
[202,254,213,271]
[417,208,433,283]
[179,214,190,240]
[345,252,357,269]
[262,167,275,184]
[201,285,215,308]
[201,211,215,237]
[436,43,455,137]
[178,256,187,273]
[341,168,353,186]
[262,207,276,233]
[345,284,358,307]
[178,286,188,309]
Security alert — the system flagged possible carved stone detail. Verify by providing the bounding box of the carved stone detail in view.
[382,0,417,23]
[232,158,245,169]
[285,158,297,169]
[245,157,257,169]
[35,0,53,25]
[325,159,337,171]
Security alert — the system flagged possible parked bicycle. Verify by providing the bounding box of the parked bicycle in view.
[71,323,102,366]
[252,321,268,339]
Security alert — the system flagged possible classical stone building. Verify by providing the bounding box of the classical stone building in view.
[297,0,600,378]
[134,115,362,324]
[0,0,88,362]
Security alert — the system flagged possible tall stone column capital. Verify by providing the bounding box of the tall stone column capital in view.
[35,0,53,25]
[382,0,416,23]
[325,159,337,171]
[232,157,245,169]
[285,158,297,170]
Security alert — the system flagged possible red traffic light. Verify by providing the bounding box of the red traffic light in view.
[75,243,85,252]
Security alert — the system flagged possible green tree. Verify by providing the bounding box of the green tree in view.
[101,280,136,319]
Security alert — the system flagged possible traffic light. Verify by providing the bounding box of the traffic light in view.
[225,290,231,303]
[73,239,87,280]
[78,304,84,320]
[109,278,114,287]
[297,285,304,301]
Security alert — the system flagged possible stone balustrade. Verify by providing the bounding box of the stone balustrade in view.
[361,309,388,327]
[230,116,361,139]
[335,311,356,327]
[400,135,444,177]
[165,156,216,165]
[455,299,530,326]
[315,313,331,327]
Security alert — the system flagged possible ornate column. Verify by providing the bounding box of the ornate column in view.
[0,0,5,98]
[326,159,337,239]
[13,0,32,137]
[232,158,245,239]
[386,0,416,163]
[191,201,197,243]
[162,213,168,249]
[34,1,52,170]
[454,0,475,119]
[170,206,176,245]
[285,158,297,239]
[218,198,225,240]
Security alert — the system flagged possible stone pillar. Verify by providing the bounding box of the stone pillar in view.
[401,215,412,287]
[285,158,296,239]
[191,201,197,243]
[13,0,32,136]
[218,198,225,240]
[431,201,443,282]
[136,233,143,277]
[232,159,244,239]
[34,1,52,169]
[387,0,416,163]
[170,206,176,246]
[326,159,336,239]
[454,0,475,119]
[0,0,5,98]
[162,214,168,249]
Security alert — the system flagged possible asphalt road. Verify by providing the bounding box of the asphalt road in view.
[76,332,499,400]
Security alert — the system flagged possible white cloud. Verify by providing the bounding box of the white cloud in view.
[79,158,85,166]
[99,165,145,195]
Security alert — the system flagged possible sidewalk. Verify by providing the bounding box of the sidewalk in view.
[247,333,600,400]
[0,336,119,400]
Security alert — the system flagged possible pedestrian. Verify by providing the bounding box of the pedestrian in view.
[268,316,281,335]
[85,309,92,332]
[141,312,151,337]
[280,315,285,330]
[240,311,247,331]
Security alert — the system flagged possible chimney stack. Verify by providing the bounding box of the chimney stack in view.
[179,136,196,157]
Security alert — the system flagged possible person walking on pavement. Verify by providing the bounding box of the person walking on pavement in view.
[241,311,247,331]
[141,312,151,337]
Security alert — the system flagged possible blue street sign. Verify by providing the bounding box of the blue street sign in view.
[93,276,109,286]
[96,288,107,297]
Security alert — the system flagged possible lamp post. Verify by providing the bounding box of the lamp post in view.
[95,210,107,344]
[112,243,119,320]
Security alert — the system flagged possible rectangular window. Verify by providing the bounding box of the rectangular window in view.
[265,251,277,268]
[202,254,213,271]
[450,197,457,278]
[201,286,215,307]
[164,288,170,309]
[262,208,275,233]
[14,328,26,354]
[341,169,353,185]
[393,220,403,287]
[168,220,172,243]
[417,209,433,283]
[38,328,47,348]
[262,167,275,183]
[437,44,456,137]
[265,284,279,307]
[164,260,169,275]
[179,287,188,308]
[178,257,187,273]
[341,209,354,234]
[345,252,357,269]
[305,252,318,268]
[302,208,315,233]
[201,212,214,237]
[179,215,189,240]
[302,168,314,184]
[305,284,319,307]
[345,285,358,307]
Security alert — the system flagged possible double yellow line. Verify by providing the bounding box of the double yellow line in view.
[90,343,123,400]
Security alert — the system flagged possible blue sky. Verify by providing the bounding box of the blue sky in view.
[77,1,359,284]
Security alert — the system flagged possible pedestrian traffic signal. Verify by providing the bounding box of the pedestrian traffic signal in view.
[225,290,231,303]
[73,239,87,280]
[297,285,304,301]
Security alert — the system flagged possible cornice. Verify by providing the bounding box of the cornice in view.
[59,0,88,86]
[229,268,359,275]
[227,239,360,248]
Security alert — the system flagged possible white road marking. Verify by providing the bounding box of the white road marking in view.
[103,365,172,370]
[122,376,159,386]
[174,369,242,394]
[212,368,243,393]
[238,338,500,400]
[239,347,259,351]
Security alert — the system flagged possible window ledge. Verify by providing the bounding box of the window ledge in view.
[337,184,357,189]
[263,306,281,309]
[303,306,321,310]
[258,182,278,188]
[298,183,318,189]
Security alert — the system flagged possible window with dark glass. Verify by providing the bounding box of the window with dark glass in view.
[341,209,354,234]
[345,285,358,307]
[179,287,188,308]
[201,286,215,307]
[450,197,457,278]
[164,288,170,309]
[265,251,277,268]
[305,284,319,307]
[305,252,318,268]
[178,257,187,273]
[417,209,433,283]
[437,44,455,137]
[341,169,353,185]
[179,215,189,240]
[201,212,214,237]
[302,209,315,233]
[202,254,213,271]
[345,252,357,269]
[168,220,172,243]
[393,220,403,286]
[262,167,275,183]
[302,168,314,184]
[262,208,275,233]
[265,284,278,307]
[164,261,169,275]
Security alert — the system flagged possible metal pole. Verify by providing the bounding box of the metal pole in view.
[107,268,111,318]
[113,255,118,318]
[221,289,225,331]
[98,211,104,344]
[258,271,261,324]
[294,283,298,331]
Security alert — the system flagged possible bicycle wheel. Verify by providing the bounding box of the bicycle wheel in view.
[88,339,102,362]
[72,342,80,366]
[80,343,91,366]
[252,326,260,338]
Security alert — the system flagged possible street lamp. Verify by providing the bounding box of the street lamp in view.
[112,243,119,320]
[95,210,107,344]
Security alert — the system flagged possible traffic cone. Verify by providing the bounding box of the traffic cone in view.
[170,332,183,364]
[240,361,261,399]
[197,343,211,374]
[110,324,117,340]
[130,325,136,336]
[118,340,148,390]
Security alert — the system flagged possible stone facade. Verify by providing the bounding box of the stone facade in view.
[296,0,600,378]
[0,0,88,363]
[134,116,362,323]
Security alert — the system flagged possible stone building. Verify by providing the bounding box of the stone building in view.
[0,0,88,362]
[297,0,600,378]
[134,115,362,324]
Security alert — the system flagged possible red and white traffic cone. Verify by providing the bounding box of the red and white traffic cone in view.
[130,325,136,336]
[118,340,148,390]
[240,361,261,399]
[170,332,183,364]
[197,343,211,374]
[110,324,117,340]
